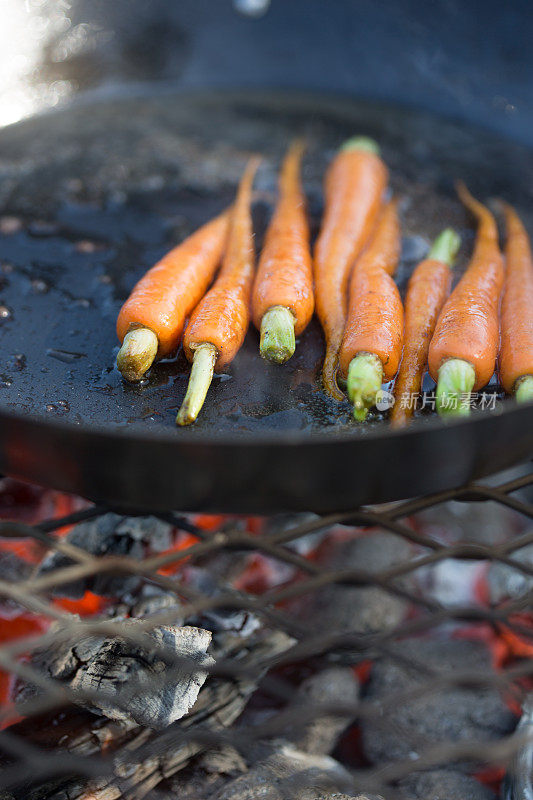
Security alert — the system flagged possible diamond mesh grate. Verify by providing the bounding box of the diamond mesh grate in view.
[0,470,531,799]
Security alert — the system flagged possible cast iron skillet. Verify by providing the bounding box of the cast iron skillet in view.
[0,89,531,513]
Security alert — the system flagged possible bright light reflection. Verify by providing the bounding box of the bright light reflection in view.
[0,0,73,127]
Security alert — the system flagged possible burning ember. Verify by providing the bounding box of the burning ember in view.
[0,474,531,800]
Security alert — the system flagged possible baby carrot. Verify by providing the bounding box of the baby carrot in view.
[428,183,504,417]
[177,157,260,426]
[314,137,388,400]
[359,198,401,277]
[391,229,460,427]
[116,211,230,381]
[338,199,403,421]
[499,203,533,403]
[252,140,314,364]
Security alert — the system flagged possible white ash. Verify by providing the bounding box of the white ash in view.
[488,542,533,604]
[14,630,295,800]
[22,619,213,729]
[415,557,484,608]
[73,624,213,728]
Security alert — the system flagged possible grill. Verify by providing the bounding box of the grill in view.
[0,469,531,800]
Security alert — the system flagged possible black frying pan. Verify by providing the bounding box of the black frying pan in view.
[0,89,531,513]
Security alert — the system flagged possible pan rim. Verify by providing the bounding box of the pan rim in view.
[1,399,531,449]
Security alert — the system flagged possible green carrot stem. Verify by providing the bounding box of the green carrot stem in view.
[515,375,533,403]
[116,327,158,382]
[436,358,476,418]
[176,343,217,426]
[428,228,461,265]
[260,305,296,364]
[340,136,380,155]
[347,352,383,422]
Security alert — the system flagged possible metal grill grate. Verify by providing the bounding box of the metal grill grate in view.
[0,470,531,800]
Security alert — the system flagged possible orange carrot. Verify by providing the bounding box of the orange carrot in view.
[314,137,388,400]
[428,183,504,417]
[391,229,460,427]
[116,211,230,381]
[338,199,403,421]
[252,140,314,363]
[177,157,260,425]
[499,203,533,402]
[359,198,401,277]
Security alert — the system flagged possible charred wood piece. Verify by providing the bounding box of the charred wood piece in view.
[10,630,294,800]
[212,744,354,800]
[19,620,213,729]
[36,514,173,599]
[184,567,261,638]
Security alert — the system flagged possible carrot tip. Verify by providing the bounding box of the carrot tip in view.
[428,229,461,266]
[436,358,476,418]
[117,327,158,382]
[456,182,496,231]
[347,352,383,422]
[176,343,217,426]
[260,306,296,364]
[340,136,380,156]
[515,375,533,404]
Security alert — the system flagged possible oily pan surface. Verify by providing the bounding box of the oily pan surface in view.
[0,89,532,437]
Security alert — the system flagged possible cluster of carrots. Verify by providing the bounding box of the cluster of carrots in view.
[116,137,533,426]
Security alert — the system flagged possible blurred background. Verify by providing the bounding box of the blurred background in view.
[0,0,531,141]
